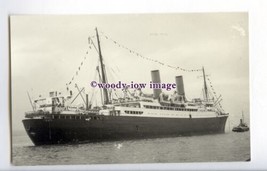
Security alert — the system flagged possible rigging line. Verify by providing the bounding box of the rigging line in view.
[113,89,120,99]
[110,67,121,82]
[207,90,213,101]
[89,70,98,105]
[208,87,217,101]
[66,35,98,88]
[214,98,223,107]
[70,87,85,104]
[66,36,100,89]
[213,95,222,105]
[88,36,99,55]
[66,48,92,87]
[27,91,35,111]
[96,65,104,105]
[99,30,202,73]
[207,77,219,99]
[75,84,86,106]
[105,64,117,84]
[95,90,102,107]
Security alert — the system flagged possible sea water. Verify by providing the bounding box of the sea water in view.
[12,130,250,165]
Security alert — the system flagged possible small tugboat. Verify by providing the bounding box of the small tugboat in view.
[232,112,249,132]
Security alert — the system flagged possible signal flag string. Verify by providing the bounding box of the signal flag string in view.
[206,77,223,109]
[100,31,202,73]
[65,36,97,91]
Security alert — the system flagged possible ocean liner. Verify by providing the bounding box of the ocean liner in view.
[22,28,229,145]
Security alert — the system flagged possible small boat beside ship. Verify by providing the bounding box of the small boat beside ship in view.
[22,28,229,145]
[232,112,249,132]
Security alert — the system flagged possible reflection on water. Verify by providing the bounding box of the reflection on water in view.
[12,131,250,165]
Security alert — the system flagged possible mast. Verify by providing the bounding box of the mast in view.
[202,66,208,101]
[242,110,244,122]
[27,91,35,111]
[96,66,104,105]
[95,27,109,104]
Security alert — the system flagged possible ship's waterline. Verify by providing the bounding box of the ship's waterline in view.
[23,114,228,145]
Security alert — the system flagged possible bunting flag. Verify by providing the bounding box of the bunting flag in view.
[65,31,202,91]
[100,31,202,73]
[66,35,95,89]
[206,77,223,109]
[207,78,216,97]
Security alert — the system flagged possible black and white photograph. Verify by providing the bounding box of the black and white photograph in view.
[10,13,250,165]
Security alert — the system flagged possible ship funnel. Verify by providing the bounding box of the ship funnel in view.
[151,70,162,99]
[175,76,185,97]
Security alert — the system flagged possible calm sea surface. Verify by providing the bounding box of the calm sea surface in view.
[12,130,250,166]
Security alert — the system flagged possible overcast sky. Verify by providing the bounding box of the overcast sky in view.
[11,13,248,132]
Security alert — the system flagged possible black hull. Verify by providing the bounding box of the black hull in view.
[23,115,228,145]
